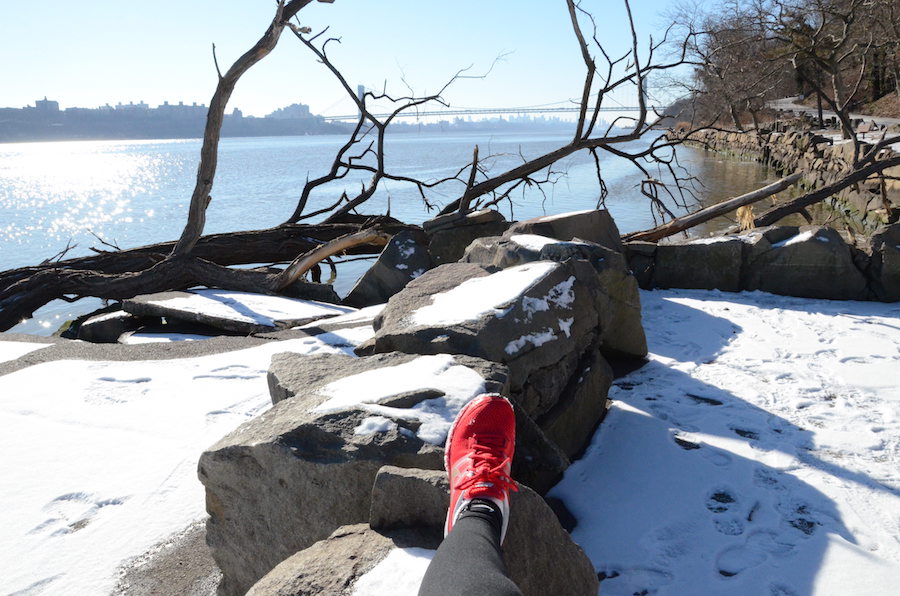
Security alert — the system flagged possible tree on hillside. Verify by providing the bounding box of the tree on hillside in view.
[0,0,705,332]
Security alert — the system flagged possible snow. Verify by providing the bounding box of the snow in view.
[0,340,50,364]
[0,334,352,595]
[354,416,398,436]
[297,304,385,330]
[510,233,558,250]
[120,332,213,344]
[688,236,738,245]
[314,354,487,444]
[558,317,574,338]
[350,548,434,595]
[772,229,819,248]
[505,328,559,355]
[548,289,900,596]
[148,289,355,328]
[411,261,559,327]
[3,287,899,595]
[534,209,594,221]
[508,233,590,252]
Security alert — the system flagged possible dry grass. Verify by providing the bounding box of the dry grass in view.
[736,205,756,230]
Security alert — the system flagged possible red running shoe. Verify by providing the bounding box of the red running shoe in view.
[444,393,518,544]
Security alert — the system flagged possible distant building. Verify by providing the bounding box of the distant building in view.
[34,97,59,113]
[115,100,149,111]
[266,103,312,119]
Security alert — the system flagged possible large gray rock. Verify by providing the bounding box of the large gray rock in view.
[200,351,508,596]
[366,260,609,490]
[537,344,613,459]
[75,309,159,343]
[369,261,599,408]
[125,289,355,334]
[740,226,869,300]
[246,524,429,596]
[624,240,657,289]
[343,231,433,308]
[375,467,600,596]
[250,467,599,596]
[424,209,510,265]
[462,234,647,358]
[871,223,900,301]
[655,236,744,292]
[506,209,624,254]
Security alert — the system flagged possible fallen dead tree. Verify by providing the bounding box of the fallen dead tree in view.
[1,0,713,333]
[623,172,802,242]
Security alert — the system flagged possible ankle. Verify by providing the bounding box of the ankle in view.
[458,498,504,535]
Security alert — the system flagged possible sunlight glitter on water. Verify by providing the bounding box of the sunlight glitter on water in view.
[0,141,166,246]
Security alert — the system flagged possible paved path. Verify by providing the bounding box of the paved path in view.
[770,96,900,128]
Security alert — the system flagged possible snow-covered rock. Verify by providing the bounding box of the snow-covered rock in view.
[124,289,355,334]
[199,351,508,596]
[343,230,433,308]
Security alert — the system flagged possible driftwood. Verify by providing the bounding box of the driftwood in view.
[623,173,802,242]
[0,220,411,332]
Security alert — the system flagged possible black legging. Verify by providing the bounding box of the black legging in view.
[417,508,523,596]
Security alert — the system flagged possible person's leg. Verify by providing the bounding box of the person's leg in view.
[417,393,523,596]
[418,499,522,596]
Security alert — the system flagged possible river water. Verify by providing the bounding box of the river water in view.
[0,128,783,335]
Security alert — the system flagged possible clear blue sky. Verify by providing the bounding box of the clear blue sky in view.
[1,0,684,117]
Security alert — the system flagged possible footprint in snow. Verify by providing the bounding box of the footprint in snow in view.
[715,530,796,578]
[597,566,673,596]
[705,488,747,536]
[28,492,127,537]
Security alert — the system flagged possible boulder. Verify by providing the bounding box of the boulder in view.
[655,236,744,292]
[343,231,433,308]
[368,261,599,418]
[536,345,613,459]
[740,226,869,300]
[871,223,900,301]
[365,260,613,489]
[505,209,624,254]
[125,289,356,334]
[251,467,598,596]
[199,351,508,596]
[423,209,510,265]
[75,309,159,343]
[246,524,432,596]
[623,240,657,289]
[462,235,647,358]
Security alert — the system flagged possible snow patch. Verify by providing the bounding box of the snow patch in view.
[351,547,433,595]
[510,234,557,251]
[0,340,50,364]
[772,229,818,248]
[411,261,559,326]
[0,336,345,595]
[505,328,558,355]
[688,236,736,245]
[149,289,354,327]
[558,317,574,338]
[354,416,397,436]
[314,354,487,444]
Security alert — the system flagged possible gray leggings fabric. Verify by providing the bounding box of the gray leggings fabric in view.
[417,510,523,596]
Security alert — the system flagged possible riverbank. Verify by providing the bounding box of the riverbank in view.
[683,128,900,232]
[2,288,898,595]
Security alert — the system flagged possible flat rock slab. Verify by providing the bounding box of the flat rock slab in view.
[125,289,356,334]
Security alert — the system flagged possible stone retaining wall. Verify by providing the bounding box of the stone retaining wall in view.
[683,129,900,232]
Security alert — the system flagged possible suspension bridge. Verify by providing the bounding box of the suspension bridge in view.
[321,104,660,122]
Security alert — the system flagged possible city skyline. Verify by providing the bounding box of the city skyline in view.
[1,0,682,118]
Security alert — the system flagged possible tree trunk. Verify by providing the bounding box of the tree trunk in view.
[753,156,900,227]
[622,173,802,243]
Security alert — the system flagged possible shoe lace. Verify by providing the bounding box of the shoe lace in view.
[455,434,518,495]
